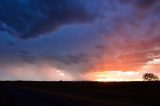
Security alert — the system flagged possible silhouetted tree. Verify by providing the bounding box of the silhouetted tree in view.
[143,73,159,81]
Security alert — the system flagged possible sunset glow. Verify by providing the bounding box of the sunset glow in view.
[84,71,142,81]
[0,0,160,81]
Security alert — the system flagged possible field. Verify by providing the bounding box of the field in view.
[0,81,160,106]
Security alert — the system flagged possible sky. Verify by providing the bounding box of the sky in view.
[0,0,160,81]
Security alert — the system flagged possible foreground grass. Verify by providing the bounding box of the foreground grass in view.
[0,81,160,106]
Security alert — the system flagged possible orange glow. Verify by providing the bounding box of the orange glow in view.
[85,39,160,81]
[84,71,142,81]
[84,60,159,81]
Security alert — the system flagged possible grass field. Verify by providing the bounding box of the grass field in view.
[0,81,160,106]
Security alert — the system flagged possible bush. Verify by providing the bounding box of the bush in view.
[143,73,159,81]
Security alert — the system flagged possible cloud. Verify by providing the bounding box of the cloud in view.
[0,62,73,81]
[1,0,159,39]
[86,8,160,73]
[8,41,16,46]
[0,0,160,81]
[121,0,158,10]
[92,35,160,72]
[0,0,101,39]
[47,53,89,65]
[132,0,157,10]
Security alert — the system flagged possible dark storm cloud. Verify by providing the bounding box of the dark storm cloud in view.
[48,53,89,65]
[0,0,98,39]
[19,50,31,55]
[8,41,15,46]
[121,0,158,9]
[132,0,157,9]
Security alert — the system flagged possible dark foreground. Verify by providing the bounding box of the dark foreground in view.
[0,81,160,106]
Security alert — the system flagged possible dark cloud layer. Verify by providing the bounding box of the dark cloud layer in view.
[123,0,158,9]
[48,53,89,65]
[0,0,98,39]
[0,0,159,39]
